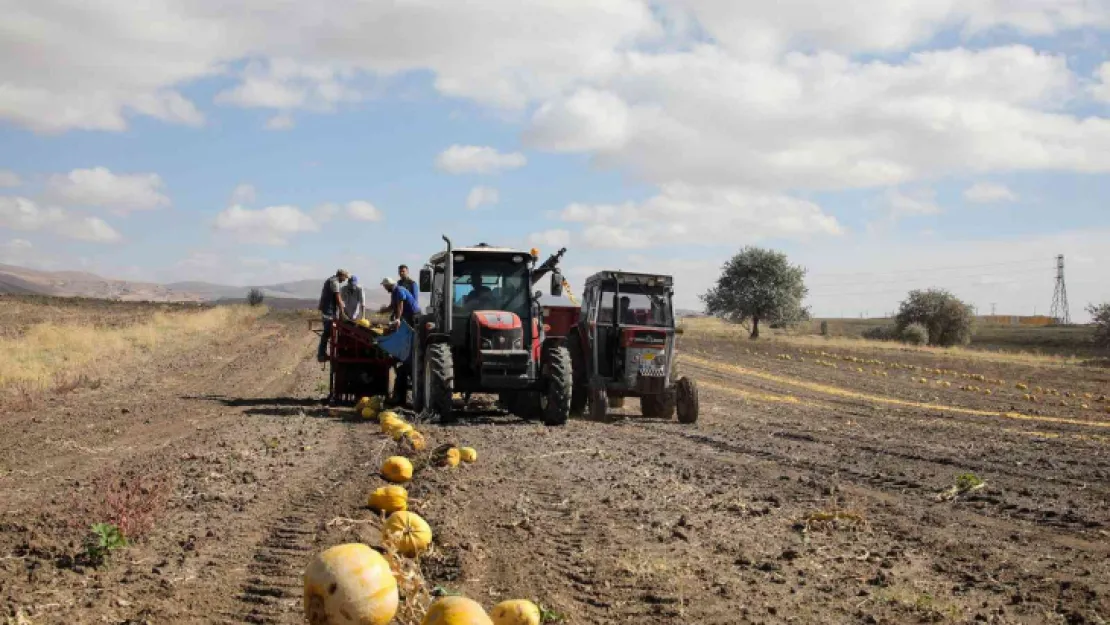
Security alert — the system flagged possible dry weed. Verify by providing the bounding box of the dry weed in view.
[66,464,175,541]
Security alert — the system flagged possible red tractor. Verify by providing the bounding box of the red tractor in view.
[566,271,698,423]
[411,237,573,425]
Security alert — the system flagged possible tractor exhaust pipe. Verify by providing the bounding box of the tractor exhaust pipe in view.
[442,235,453,334]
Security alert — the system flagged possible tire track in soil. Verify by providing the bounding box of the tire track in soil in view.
[226,422,375,625]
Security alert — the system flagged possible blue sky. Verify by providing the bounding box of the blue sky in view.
[2,1,1109,320]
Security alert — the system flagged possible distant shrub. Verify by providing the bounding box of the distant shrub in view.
[901,323,929,346]
[247,288,265,307]
[820,320,829,336]
[1089,302,1110,349]
[861,325,898,341]
[895,289,974,347]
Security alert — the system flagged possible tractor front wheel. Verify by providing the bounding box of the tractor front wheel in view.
[676,376,699,424]
[541,345,572,426]
[425,343,454,423]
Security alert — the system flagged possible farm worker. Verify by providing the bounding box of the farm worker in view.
[397,264,419,302]
[316,268,349,362]
[381,277,418,329]
[619,296,633,324]
[341,275,366,321]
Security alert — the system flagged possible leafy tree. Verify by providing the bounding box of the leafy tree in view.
[247,287,265,307]
[700,247,808,339]
[1088,302,1110,349]
[894,289,974,347]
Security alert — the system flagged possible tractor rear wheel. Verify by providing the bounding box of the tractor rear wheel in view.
[641,392,676,419]
[541,345,572,426]
[676,376,699,424]
[425,343,454,423]
[567,334,588,416]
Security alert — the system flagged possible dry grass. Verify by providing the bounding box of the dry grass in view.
[679,317,1088,368]
[0,305,265,396]
[66,464,176,542]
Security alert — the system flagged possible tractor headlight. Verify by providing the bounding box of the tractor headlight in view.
[513,338,522,349]
[482,339,492,349]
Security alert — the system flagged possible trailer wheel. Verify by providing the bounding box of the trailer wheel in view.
[425,343,454,423]
[541,345,572,426]
[641,392,676,419]
[567,334,587,416]
[676,376,699,424]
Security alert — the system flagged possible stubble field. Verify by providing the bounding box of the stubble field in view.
[1,299,1107,624]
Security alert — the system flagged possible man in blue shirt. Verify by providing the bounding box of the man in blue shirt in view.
[398,264,419,303]
[382,277,419,329]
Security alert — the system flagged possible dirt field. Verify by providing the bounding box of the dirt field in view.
[2,307,1109,624]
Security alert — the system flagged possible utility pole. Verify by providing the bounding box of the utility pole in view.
[991,303,996,316]
[1049,254,1070,325]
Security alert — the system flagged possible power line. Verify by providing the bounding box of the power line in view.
[805,258,1048,280]
[1050,254,1071,325]
[807,268,1051,289]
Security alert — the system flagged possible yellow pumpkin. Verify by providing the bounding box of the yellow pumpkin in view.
[404,430,427,451]
[361,406,378,420]
[490,600,541,625]
[378,410,401,424]
[357,318,372,328]
[459,447,477,463]
[382,511,433,557]
[381,456,413,483]
[439,447,461,468]
[390,423,414,441]
[381,416,406,434]
[422,596,493,625]
[355,396,372,411]
[368,485,408,514]
[303,543,398,625]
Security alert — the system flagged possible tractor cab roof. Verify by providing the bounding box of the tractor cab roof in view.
[428,242,535,267]
[584,271,674,289]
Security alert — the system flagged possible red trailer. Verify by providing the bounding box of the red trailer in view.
[318,320,397,405]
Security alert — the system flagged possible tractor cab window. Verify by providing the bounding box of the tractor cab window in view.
[451,260,530,319]
[598,284,673,327]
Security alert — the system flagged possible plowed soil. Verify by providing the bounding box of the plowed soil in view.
[3,312,1108,624]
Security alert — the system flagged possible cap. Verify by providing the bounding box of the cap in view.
[349,275,359,284]
[381,277,395,287]
[337,268,349,277]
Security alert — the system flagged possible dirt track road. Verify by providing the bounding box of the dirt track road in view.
[2,314,1108,624]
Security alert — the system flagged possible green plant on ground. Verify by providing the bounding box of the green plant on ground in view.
[538,603,565,623]
[84,522,128,565]
[954,472,983,491]
[895,288,974,347]
[901,322,929,346]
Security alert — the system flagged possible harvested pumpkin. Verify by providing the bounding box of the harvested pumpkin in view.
[355,396,372,411]
[368,485,408,514]
[490,599,541,625]
[303,543,398,625]
[382,511,433,557]
[361,406,378,420]
[381,416,406,434]
[438,447,461,468]
[390,423,415,441]
[422,596,493,625]
[404,430,427,451]
[381,456,413,483]
[378,410,401,424]
[459,447,478,463]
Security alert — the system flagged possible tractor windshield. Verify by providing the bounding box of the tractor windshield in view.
[598,283,673,327]
[452,260,531,320]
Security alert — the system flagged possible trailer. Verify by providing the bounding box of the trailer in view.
[317,318,398,405]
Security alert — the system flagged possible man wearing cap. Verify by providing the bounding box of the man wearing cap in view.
[341,275,366,322]
[316,269,349,362]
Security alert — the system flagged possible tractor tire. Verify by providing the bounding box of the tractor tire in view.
[425,343,455,423]
[641,391,676,419]
[588,386,608,422]
[676,376,699,424]
[567,334,588,416]
[541,345,572,426]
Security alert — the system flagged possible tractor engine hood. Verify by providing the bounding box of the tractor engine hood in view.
[470,311,530,384]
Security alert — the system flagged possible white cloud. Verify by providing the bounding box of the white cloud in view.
[312,203,340,223]
[0,238,34,264]
[346,200,383,221]
[46,167,170,214]
[558,183,842,250]
[213,204,319,245]
[0,170,22,188]
[529,229,571,248]
[230,183,257,205]
[265,112,296,130]
[0,196,122,243]
[885,187,941,216]
[524,89,631,153]
[466,186,500,210]
[964,182,1019,203]
[435,145,527,174]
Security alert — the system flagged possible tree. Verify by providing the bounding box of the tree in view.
[247,287,265,307]
[1088,302,1110,349]
[700,247,808,339]
[894,289,973,347]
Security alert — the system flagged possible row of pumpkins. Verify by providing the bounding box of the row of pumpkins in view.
[303,397,540,625]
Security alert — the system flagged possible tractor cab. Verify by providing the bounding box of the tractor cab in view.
[412,237,572,425]
[569,271,698,423]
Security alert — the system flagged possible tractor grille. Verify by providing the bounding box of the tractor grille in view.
[479,327,523,351]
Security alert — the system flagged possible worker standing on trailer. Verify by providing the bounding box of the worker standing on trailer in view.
[317,268,350,362]
[341,275,366,322]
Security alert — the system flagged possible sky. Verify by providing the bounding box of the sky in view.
[2,1,1109,321]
